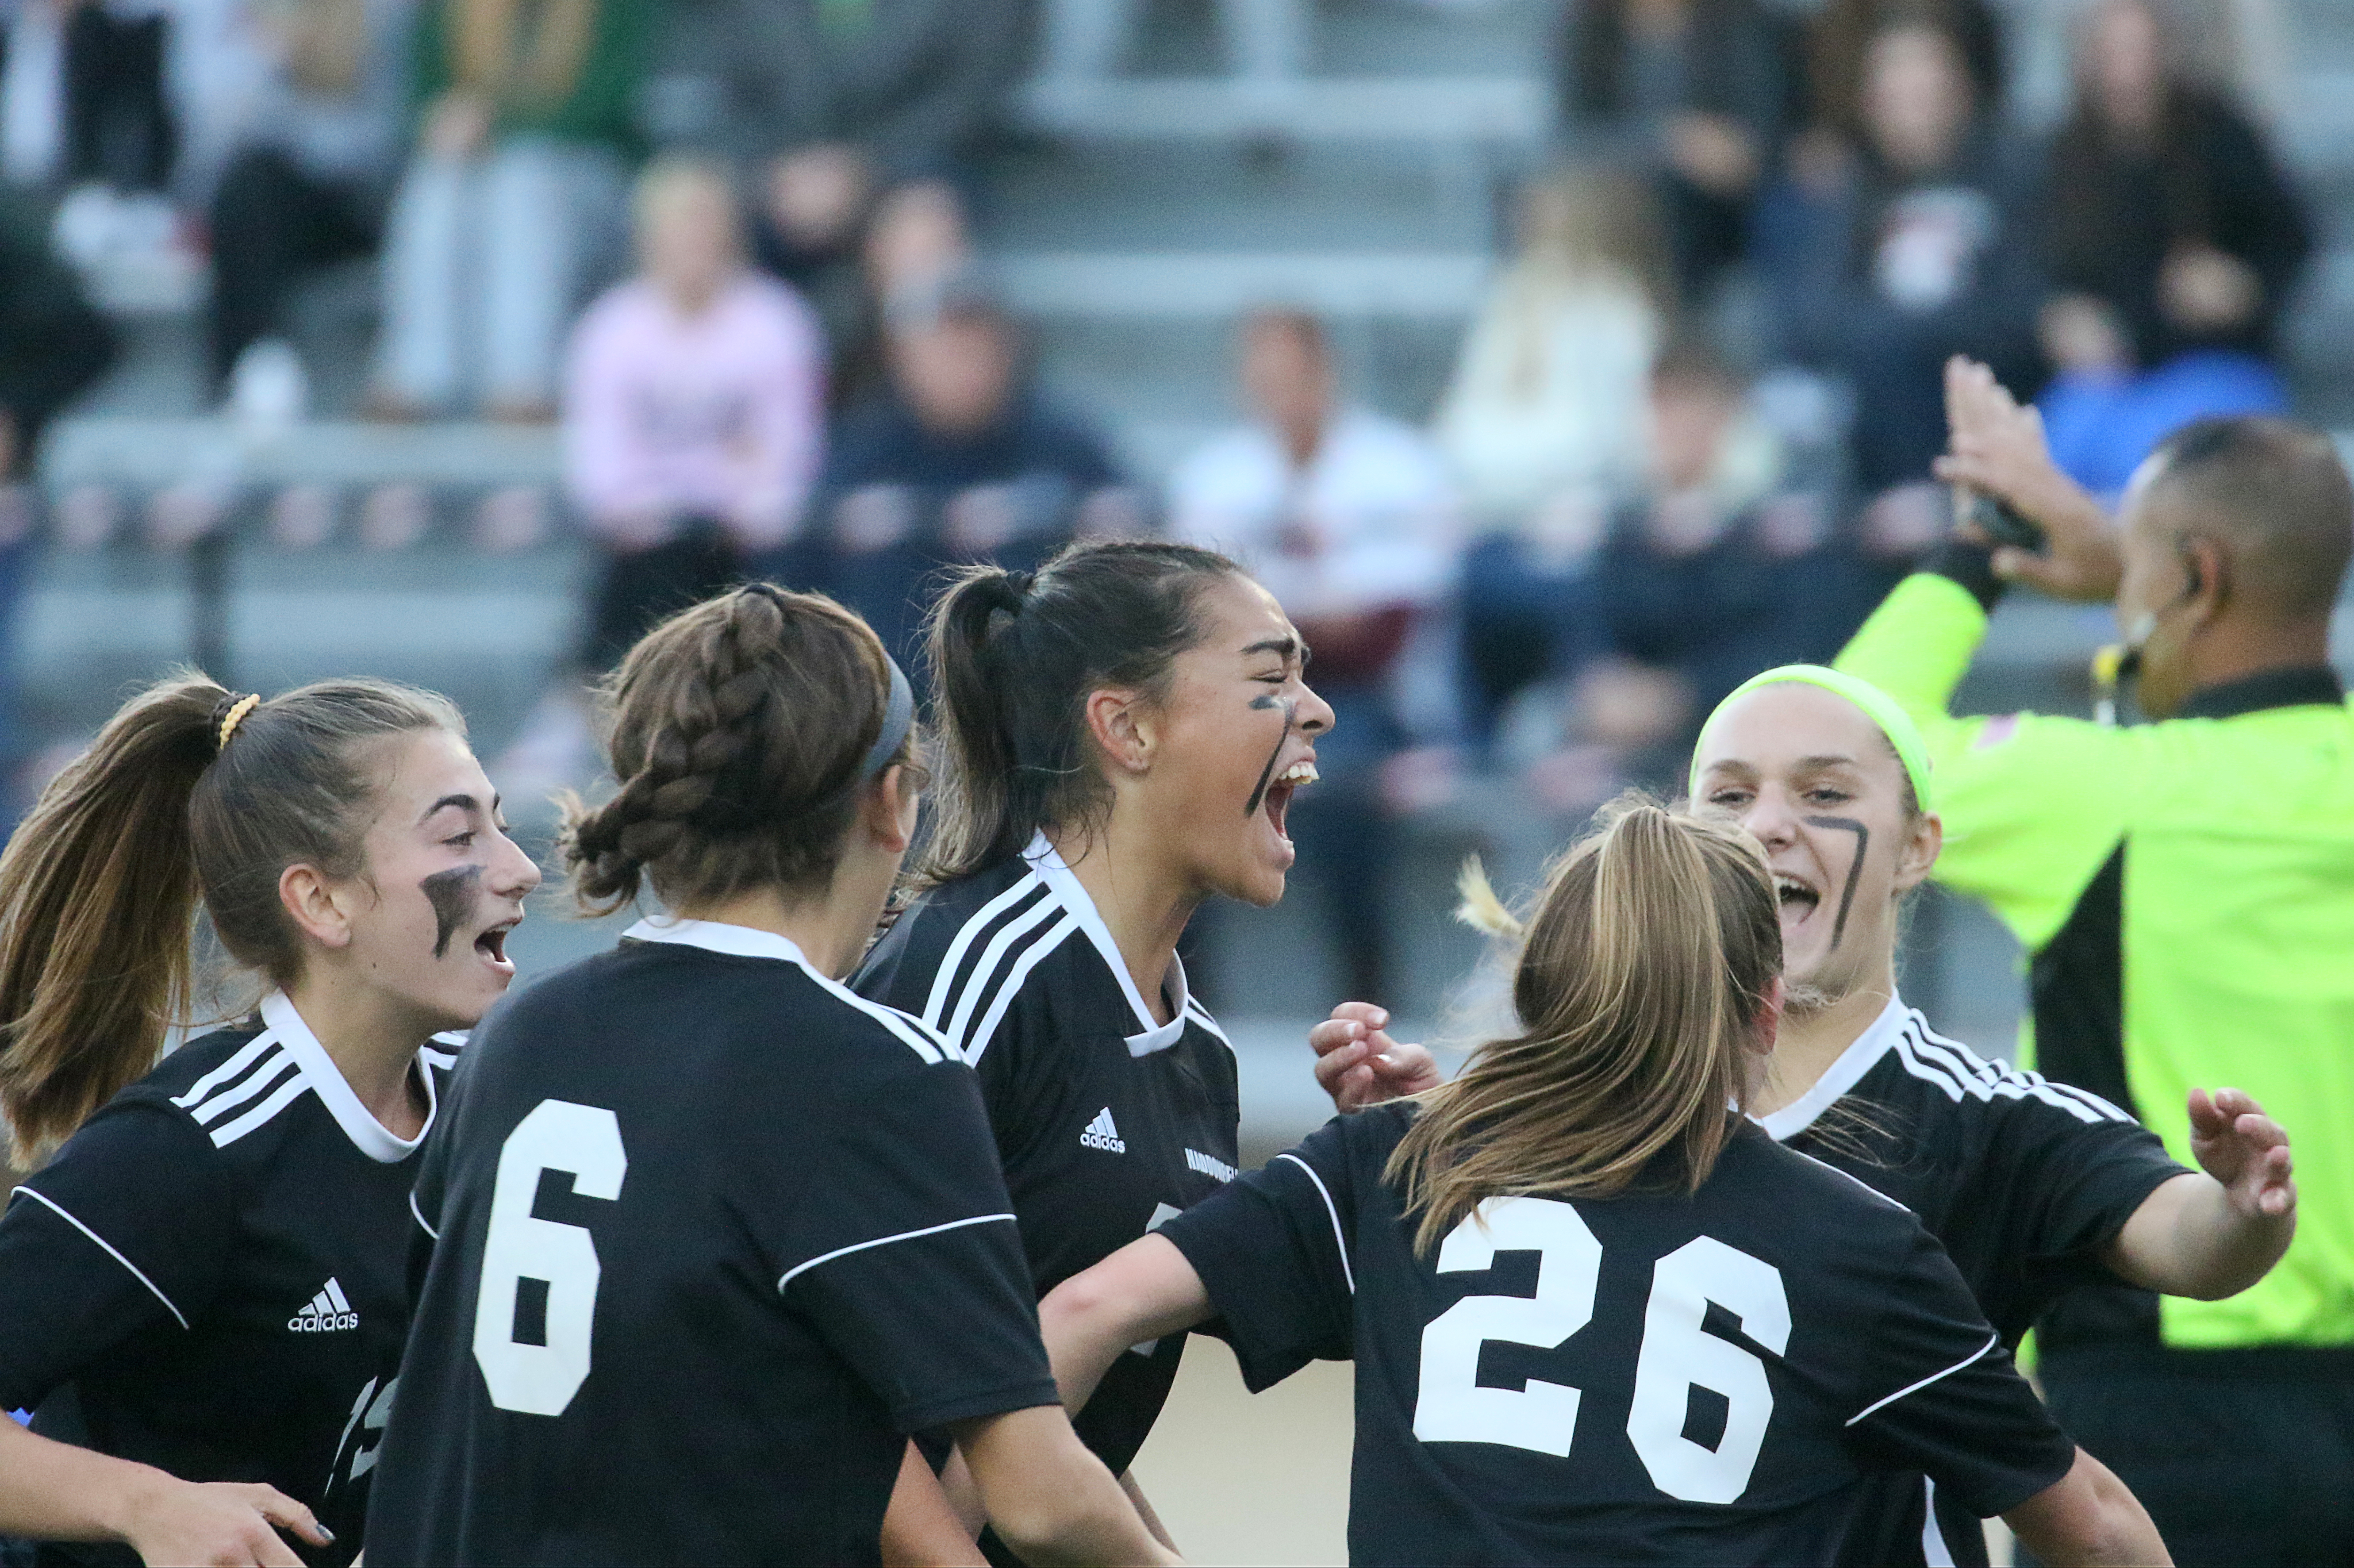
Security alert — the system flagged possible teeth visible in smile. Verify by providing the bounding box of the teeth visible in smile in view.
[1775,876,1818,905]
[1276,761,1319,786]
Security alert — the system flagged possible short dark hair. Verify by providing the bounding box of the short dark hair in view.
[2145,416,2354,621]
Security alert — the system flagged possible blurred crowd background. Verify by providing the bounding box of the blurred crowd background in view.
[0,0,2347,1062]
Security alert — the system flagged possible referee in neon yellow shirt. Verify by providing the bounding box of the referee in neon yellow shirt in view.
[1835,357,2348,1564]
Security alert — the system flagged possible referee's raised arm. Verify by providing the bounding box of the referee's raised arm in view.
[1837,353,2354,1568]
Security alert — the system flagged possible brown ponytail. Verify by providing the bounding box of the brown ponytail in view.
[918,539,1242,888]
[0,673,462,1164]
[560,583,916,915]
[1388,796,1783,1254]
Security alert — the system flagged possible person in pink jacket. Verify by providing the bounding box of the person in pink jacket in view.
[497,156,826,807]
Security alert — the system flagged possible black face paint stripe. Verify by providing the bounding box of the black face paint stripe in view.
[1244,695,1297,819]
[1801,817,1870,950]
[421,865,485,960]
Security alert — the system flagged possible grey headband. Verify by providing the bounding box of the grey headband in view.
[858,657,916,783]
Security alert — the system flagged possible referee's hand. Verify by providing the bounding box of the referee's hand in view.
[1311,1004,1441,1112]
[1932,355,2122,603]
[2187,1087,2298,1221]
[120,1478,328,1567]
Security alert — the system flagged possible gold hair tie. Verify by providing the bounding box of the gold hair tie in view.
[217,693,261,752]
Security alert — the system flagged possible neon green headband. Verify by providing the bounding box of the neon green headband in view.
[1689,665,1934,813]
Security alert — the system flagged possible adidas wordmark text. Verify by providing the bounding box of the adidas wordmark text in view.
[290,1277,360,1332]
[1080,1107,1127,1154]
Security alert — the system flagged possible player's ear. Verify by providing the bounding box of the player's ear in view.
[860,763,921,855]
[1082,686,1151,775]
[1750,976,1786,1058]
[278,862,356,952]
[1893,811,1943,894]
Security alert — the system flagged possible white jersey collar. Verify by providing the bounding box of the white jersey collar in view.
[1022,832,1192,1056]
[1753,993,1909,1143]
[257,991,440,1164]
[625,915,818,971]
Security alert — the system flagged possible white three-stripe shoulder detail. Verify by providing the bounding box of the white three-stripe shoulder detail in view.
[959,915,1080,1065]
[12,1188,190,1330]
[170,1031,280,1109]
[1275,1153,1355,1295]
[210,1068,314,1147]
[940,897,1066,1050]
[1894,1020,2129,1125]
[920,879,1051,1031]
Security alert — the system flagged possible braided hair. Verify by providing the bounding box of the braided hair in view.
[561,584,918,915]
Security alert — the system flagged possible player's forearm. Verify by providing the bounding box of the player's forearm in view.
[1038,1236,1214,1414]
[2005,1449,2171,1566]
[0,1418,166,1543]
[881,1442,984,1568]
[2109,1172,2293,1300]
[958,1409,1180,1567]
[1119,1470,1179,1553]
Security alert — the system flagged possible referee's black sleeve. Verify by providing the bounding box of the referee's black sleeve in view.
[1842,1226,2078,1519]
[1160,1116,1359,1392]
[771,1060,1060,1435]
[0,1100,239,1411]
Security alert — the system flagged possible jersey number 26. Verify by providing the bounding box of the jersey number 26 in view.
[1413,1196,1790,1503]
[472,1100,630,1417]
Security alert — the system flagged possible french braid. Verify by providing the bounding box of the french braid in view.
[561,585,912,915]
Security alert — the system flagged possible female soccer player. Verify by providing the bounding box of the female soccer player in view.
[1040,802,2171,1566]
[0,676,538,1568]
[1317,664,2295,1565]
[365,584,1175,1568]
[856,540,1331,1549]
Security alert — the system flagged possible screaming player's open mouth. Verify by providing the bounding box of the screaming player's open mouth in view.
[474,916,519,978]
[1774,872,1821,937]
[1260,758,1319,845]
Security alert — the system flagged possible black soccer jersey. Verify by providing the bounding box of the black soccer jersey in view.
[0,993,458,1568]
[1761,996,2188,1568]
[1160,1107,2078,1568]
[855,833,1241,1475]
[364,919,1059,1568]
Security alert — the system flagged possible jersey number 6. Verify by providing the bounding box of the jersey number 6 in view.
[472,1100,630,1417]
[1413,1197,1790,1503]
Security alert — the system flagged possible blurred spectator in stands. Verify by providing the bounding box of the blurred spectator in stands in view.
[1040,0,1306,104]
[1435,166,1666,749]
[2032,0,2309,501]
[786,276,1136,676]
[1553,0,1791,306]
[202,0,410,398]
[494,155,822,805]
[0,0,175,196]
[1770,14,2037,568]
[766,173,970,415]
[729,0,1025,331]
[1167,309,1459,1007]
[0,184,111,809]
[366,0,650,421]
[1800,0,1998,167]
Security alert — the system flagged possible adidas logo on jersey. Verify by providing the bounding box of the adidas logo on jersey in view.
[1079,1107,1127,1154]
[288,1278,360,1333]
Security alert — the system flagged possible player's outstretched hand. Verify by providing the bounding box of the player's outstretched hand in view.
[2188,1087,2297,1222]
[1931,355,2122,603]
[1312,1003,1441,1112]
[119,1477,326,1567]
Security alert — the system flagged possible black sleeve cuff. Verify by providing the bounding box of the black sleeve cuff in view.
[1922,538,2007,612]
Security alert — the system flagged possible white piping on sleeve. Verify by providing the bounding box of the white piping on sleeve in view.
[409,1187,439,1240]
[1846,1331,2001,1428]
[778,1213,1017,1292]
[1275,1154,1355,1295]
[12,1187,190,1331]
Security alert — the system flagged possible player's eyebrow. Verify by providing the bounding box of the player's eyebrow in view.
[1239,636,1302,662]
[418,792,481,823]
[1791,754,1864,772]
